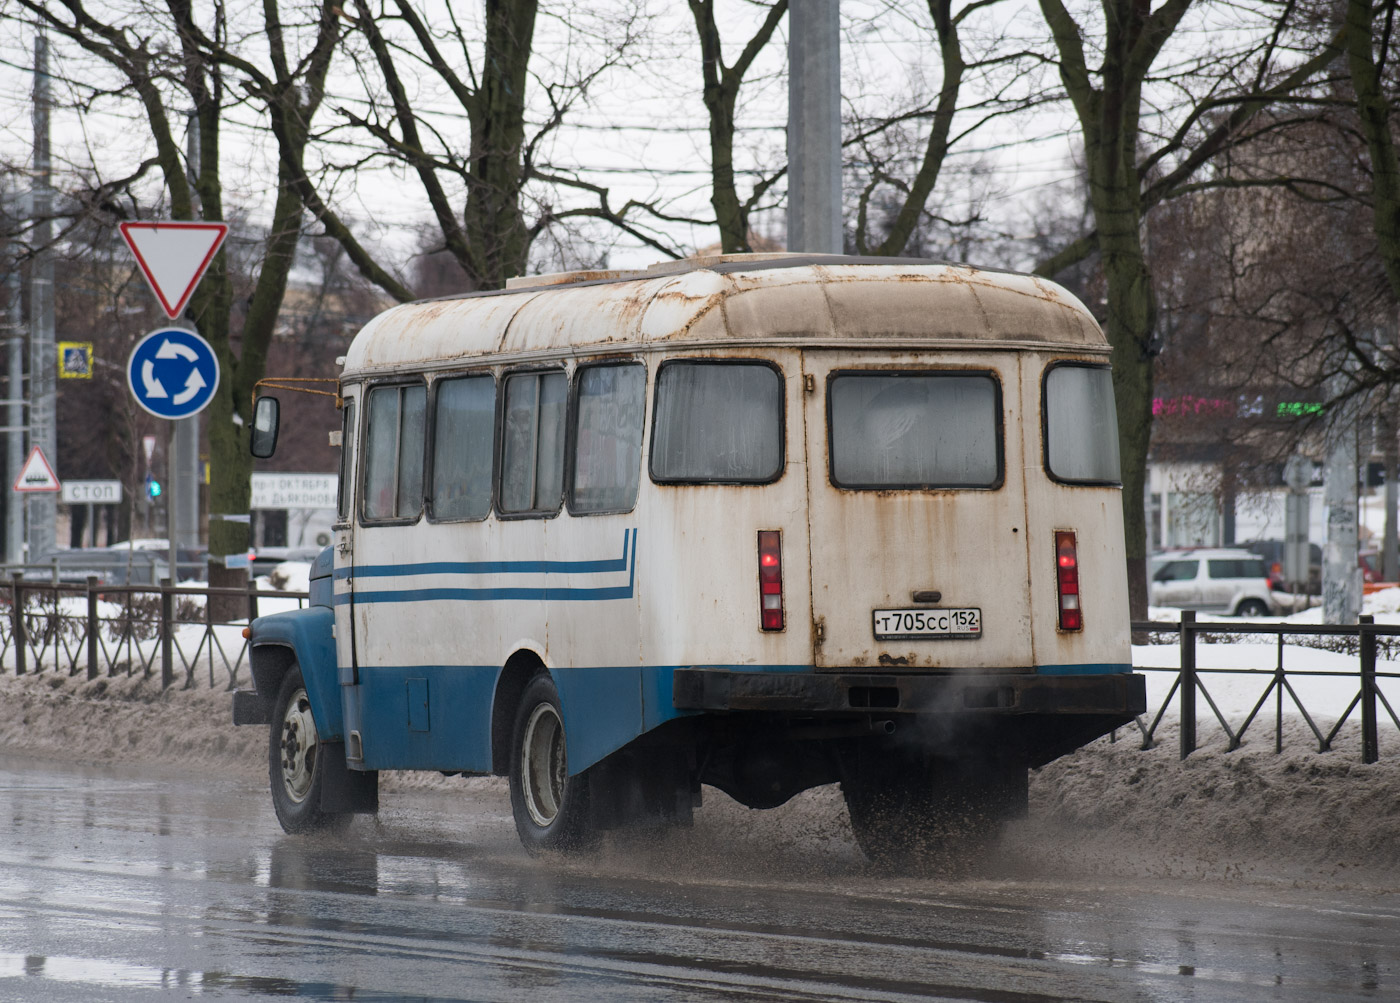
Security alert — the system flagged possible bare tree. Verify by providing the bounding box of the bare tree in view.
[1346,0,1400,302]
[310,0,681,296]
[14,0,344,594]
[846,0,1042,258]
[687,0,789,254]
[1032,0,1345,617]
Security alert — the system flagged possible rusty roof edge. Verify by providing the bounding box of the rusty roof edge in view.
[339,335,1112,380]
[344,261,1103,373]
[378,255,1006,306]
[492,287,549,355]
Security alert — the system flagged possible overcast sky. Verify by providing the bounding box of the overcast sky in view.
[0,1,1289,277]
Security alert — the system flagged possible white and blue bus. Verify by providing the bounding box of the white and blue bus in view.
[235,254,1145,865]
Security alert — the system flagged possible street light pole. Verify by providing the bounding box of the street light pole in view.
[27,29,56,562]
[787,1,842,254]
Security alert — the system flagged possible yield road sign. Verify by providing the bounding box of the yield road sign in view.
[127,328,220,419]
[119,221,229,319]
[13,446,60,493]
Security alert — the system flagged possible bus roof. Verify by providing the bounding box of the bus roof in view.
[341,255,1108,377]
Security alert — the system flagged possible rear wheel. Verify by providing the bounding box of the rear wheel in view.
[1235,598,1269,617]
[842,756,1015,871]
[508,674,597,855]
[269,666,349,834]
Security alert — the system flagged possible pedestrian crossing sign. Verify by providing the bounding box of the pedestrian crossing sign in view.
[59,342,93,379]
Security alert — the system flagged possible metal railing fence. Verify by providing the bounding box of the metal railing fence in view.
[1131,611,1400,763]
[3,584,1397,761]
[0,573,309,690]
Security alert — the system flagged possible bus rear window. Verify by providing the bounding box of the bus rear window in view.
[1044,364,1120,484]
[828,372,1000,489]
[650,361,782,483]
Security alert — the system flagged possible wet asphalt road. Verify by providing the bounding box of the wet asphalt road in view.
[0,754,1395,1002]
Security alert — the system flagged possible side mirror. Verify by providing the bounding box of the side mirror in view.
[250,396,281,458]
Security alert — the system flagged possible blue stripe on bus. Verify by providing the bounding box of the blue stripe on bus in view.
[338,533,638,605]
[1036,662,1132,675]
[335,584,633,604]
[333,529,632,580]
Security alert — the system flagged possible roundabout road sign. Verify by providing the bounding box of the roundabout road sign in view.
[127,327,220,419]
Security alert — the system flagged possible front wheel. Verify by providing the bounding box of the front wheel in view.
[269,666,349,834]
[508,674,596,855]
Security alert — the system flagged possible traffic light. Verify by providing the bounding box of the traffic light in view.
[145,475,162,500]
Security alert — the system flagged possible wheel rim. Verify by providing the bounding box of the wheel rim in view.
[279,687,319,804]
[521,702,566,827]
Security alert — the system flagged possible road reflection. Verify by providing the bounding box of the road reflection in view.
[0,949,447,1000]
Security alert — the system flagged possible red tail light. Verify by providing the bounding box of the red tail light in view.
[758,530,784,631]
[1055,531,1082,631]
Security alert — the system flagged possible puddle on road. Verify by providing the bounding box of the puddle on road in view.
[0,949,466,1001]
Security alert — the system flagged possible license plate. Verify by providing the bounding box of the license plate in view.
[872,607,981,640]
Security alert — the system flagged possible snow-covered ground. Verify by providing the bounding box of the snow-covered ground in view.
[0,581,1396,884]
[1138,590,1400,730]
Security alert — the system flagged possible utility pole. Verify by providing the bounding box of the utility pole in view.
[787,0,842,254]
[1323,377,1362,624]
[1382,411,1398,582]
[27,30,56,562]
[169,112,204,579]
[3,181,24,564]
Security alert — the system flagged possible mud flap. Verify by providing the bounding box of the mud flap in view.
[232,689,273,726]
[317,740,379,814]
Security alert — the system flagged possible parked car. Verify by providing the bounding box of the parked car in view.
[1149,549,1277,616]
[108,540,209,581]
[250,546,323,578]
[1243,539,1322,594]
[106,538,171,552]
[25,548,170,586]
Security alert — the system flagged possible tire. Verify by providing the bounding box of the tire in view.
[269,665,349,834]
[508,674,596,855]
[842,758,1008,872]
[1235,598,1269,618]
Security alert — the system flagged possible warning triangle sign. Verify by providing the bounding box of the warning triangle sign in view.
[13,446,60,493]
[119,221,229,319]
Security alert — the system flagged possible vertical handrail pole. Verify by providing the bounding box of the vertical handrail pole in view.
[86,575,99,680]
[10,571,24,676]
[1180,611,1197,759]
[246,578,259,623]
[1275,630,1285,755]
[160,578,174,690]
[1360,614,1378,765]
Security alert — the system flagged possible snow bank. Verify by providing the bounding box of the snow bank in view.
[1,654,1397,884]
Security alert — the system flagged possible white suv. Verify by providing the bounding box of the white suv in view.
[1149,549,1277,617]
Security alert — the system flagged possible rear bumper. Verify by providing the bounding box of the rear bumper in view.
[672,668,1145,717]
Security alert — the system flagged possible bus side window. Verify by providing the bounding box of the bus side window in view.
[361,384,426,522]
[649,360,783,483]
[499,370,567,516]
[570,363,645,515]
[431,375,495,521]
[337,397,355,522]
[1043,363,1121,485]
